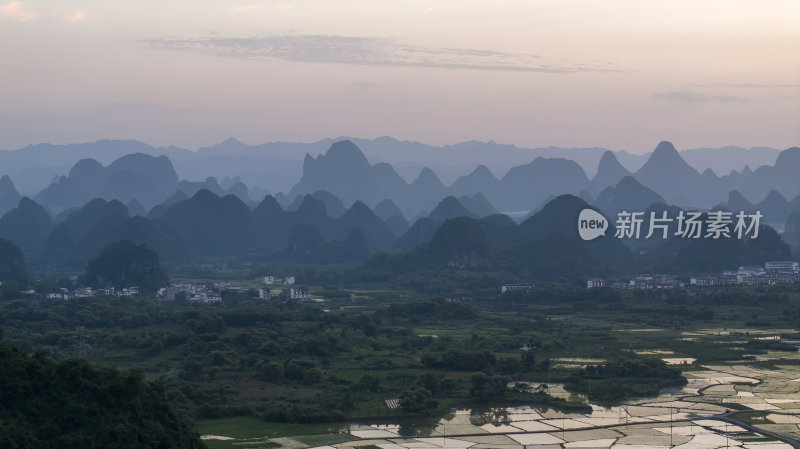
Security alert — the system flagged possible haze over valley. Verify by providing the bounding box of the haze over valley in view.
[2,1,799,447]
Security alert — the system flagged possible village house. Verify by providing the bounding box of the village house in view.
[158,281,222,303]
[281,285,309,300]
[500,283,534,293]
[765,261,799,274]
[586,279,605,288]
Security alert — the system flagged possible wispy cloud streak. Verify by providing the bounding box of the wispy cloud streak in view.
[652,91,748,104]
[142,34,625,73]
[688,83,799,89]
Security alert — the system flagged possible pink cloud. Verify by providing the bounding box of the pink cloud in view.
[67,11,88,23]
[0,1,37,22]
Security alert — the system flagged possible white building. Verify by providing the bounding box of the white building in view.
[258,287,271,299]
[630,275,654,289]
[765,261,799,274]
[284,276,295,285]
[500,283,534,293]
[264,276,274,285]
[738,265,766,276]
[586,279,605,289]
[194,292,222,303]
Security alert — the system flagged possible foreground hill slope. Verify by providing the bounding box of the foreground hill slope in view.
[0,334,204,448]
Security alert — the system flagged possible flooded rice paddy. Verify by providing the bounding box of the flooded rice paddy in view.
[203,361,800,448]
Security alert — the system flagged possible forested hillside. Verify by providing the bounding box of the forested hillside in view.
[0,331,205,448]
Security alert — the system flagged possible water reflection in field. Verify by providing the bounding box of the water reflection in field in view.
[329,364,800,449]
[201,363,800,448]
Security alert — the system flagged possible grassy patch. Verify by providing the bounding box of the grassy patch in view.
[294,434,358,446]
[203,439,278,449]
[729,411,770,424]
[196,416,347,439]
[721,402,752,410]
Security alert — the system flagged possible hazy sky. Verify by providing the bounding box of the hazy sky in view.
[1,0,798,153]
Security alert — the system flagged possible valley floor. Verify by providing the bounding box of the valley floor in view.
[197,359,800,449]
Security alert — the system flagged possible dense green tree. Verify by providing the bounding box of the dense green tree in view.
[0,332,205,448]
[399,387,437,413]
[469,373,508,401]
[565,358,686,404]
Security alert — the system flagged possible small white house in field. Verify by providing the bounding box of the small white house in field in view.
[586,279,605,289]
[264,276,274,285]
[500,283,534,294]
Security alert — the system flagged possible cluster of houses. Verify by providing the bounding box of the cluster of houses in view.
[156,281,229,303]
[689,261,800,287]
[587,274,683,290]
[258,275,310,301]
[586,261,800,290]
[153,276,312,303]
[46,286,140,300]
[33,273,314,304]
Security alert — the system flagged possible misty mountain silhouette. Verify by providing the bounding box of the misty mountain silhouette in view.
[147,190,188,219]
[734,147,800,202]
[335,200,396,251]
[665,224,790,273]
[499,158,589,211]
[290,141,382,204]
[127,199,147,217]
[36,153,179,212]
[633,141,712,206]
[160,189,252,256]
[1,137,787,205]
[0,175,22,218]
[784,211,800,251]
[0,197,52,252]
[715,189,800,228]
[450,165,502,199]
[289,141,597,216]
[76,215,187,263]
[372,199,409,236]
[373,199,404,221]
[589,151,631,194]
[312,190,347,218]
[459,193,498,218]
[409,167,448,212]
[42,198,130,263]
[429,196,477,221]
[394,217,440,250]
[1,136,798,276]
[392,196,482,249]
[23,139,794,225]
[177,177,226,197]
[0,237,27,284]
[595,176,666,217]
[373,194,632,278]
[286,190,347,218]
